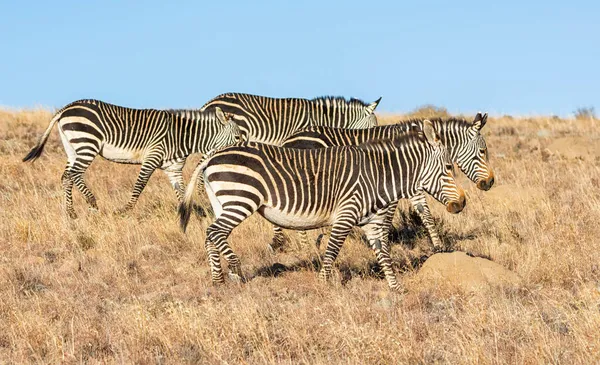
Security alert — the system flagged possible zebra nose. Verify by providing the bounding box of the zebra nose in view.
[446,189,466,214]
[477,171,495,191]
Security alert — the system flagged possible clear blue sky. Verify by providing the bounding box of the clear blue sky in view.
[0,1,597,116]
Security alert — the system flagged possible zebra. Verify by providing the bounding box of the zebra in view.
[280,112,495,251]
[200,92,382,247]
[178,121,466,291]
[200,93,381,145]
[23,99,244,219]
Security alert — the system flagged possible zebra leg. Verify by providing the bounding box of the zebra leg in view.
[269,228,310,252]
[205,207,255,284]
[204,233,224,284]
[268,226,287,252]
[116,153,163,214]
[380,201,398,253]
[69,161,99,212]
[319,219,354,283]
[162,160,186,202]
[409,193,443,252]
[61,169,77,219]
[57,126,99,215]
[298,230,309,247]
[362,219,403,292]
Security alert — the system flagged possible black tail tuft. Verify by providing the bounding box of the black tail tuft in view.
[178,201,192,233]
[22,142,45,162]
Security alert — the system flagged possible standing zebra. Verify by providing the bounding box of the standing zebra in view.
[200,92,382,246]
[179,121,466,291]
[281,112,495,251]
[23,99,244,218]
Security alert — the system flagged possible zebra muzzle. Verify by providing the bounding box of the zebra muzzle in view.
[446,189,466,214]
[477,170,495,191]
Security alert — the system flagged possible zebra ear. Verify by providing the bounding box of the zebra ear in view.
[422,119,441,145]
[472,112,488,131]
[215,107,228,125]
[365,97,382,114]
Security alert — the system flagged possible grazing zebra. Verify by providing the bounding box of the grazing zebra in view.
[201,92,381,247]
[281,112,495,251]
[23,99,244,218]
[200,93,381,145]
[179,121,466,291]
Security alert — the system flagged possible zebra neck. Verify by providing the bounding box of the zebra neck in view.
[427,119,466,160]
[187,122,210,155]
[374,143,428,201]
[174,114,208,155]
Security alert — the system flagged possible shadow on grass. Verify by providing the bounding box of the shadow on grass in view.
[248,253,431,285]
[252,258,321,278]
[388,209,478,250]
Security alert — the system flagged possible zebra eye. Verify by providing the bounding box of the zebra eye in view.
[445,164,453,170]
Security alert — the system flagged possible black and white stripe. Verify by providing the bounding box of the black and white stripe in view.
[23,99,243,218]
[179,122,465,291]
[200,93,381,146]
[282,113,495,251]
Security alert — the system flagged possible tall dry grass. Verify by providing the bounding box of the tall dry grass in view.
[0,107,599,363]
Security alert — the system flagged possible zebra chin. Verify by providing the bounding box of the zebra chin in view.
[446,190,466,214]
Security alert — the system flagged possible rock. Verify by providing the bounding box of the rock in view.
[416,252,520,293]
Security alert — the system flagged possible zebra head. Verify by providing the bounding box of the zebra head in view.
[353,97,382,128]
[212,107,246,148]
[419,120,466,214]
[454,112,495,191]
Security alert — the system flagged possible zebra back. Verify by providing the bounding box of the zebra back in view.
[200,93,381,146]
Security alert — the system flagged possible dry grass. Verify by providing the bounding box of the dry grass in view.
[1,107,600,364]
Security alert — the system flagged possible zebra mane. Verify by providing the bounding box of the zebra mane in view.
[310,95,370,108]
[400,116,473,130]
[166,108,218,122]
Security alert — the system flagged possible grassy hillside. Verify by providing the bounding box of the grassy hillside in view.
[1,107,599,363]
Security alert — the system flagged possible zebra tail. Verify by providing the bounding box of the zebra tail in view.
[178,159,206,232]
[22,111,63,162]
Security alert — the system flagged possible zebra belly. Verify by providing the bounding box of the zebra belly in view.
[258,206,331,230]
[100,144,146,164]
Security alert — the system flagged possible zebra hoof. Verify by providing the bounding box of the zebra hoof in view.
[433,245,452,253]
[267,241,285,253]
[67,210,77,219]
[317,270,332,283]
[228,272,245,283]
[389,283,407,293]
[113,207,131,216]
[211,276,225,285]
